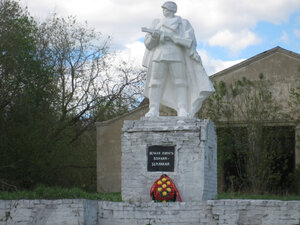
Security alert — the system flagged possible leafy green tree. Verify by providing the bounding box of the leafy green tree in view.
[288,66,300,123]
[287,66,300,193]
[0,0,54,110]
[199,75,296,194]
[0,0,145,191]
[0,0,58,189]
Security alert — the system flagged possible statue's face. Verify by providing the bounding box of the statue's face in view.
[163,8,174,18]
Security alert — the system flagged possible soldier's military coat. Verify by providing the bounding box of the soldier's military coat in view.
[143,16,215,116]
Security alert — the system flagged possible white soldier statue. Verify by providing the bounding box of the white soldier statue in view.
[142,1,215,117]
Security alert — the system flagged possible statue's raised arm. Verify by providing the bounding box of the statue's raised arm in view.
[142,1,215,117]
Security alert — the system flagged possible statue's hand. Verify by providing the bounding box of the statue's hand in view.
[152,30,160,39]
[163,33,173,42]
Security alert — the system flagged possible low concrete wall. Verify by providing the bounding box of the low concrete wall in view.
[0,199,299,225]
[0,199,98,225]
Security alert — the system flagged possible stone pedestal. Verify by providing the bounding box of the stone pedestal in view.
[121,117,217,202]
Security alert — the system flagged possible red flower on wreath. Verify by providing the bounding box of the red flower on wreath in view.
[150,174,182,202]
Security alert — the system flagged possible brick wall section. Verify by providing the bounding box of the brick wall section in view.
[1,200,300,225]
[121,117,217,202]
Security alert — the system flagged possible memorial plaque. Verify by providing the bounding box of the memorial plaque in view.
[147,145,175,172]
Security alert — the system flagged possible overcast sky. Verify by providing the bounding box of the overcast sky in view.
[20,0,300,75]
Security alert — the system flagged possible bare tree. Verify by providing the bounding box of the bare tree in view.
[37,15,145,144]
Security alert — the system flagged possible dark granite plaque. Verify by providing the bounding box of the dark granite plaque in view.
[147,145,175,172]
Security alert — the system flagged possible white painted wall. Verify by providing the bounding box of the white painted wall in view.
[1,199,299,225]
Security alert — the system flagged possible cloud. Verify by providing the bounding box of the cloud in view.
[22,0,300,48]
[116,41,145,68]
[294,29,300,38]
[208,29,261,54]
[22,0,162,47]
[176,0,300,41]
[198,49,244,75]
[280,31,289,43]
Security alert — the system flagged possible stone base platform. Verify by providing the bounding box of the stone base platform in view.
[121,117,217,202]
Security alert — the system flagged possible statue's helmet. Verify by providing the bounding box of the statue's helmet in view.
[161,1,177,13]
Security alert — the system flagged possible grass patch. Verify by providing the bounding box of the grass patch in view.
[2,186,299,202]
[217,192,300,201]
[0,185,121,201]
